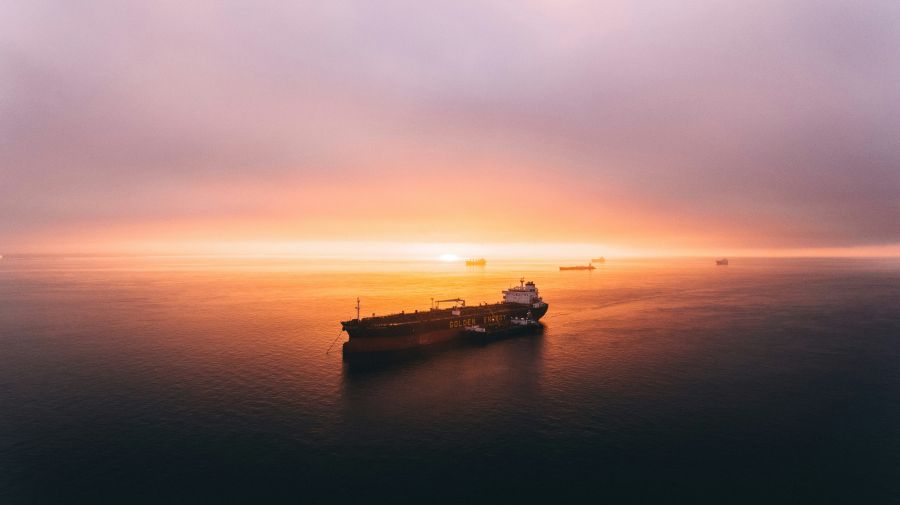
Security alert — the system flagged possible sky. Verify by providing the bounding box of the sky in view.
[2,0,899,258]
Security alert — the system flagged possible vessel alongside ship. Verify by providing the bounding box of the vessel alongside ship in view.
[341,279,547,356]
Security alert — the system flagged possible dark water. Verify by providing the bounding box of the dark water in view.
[1,257,899,504]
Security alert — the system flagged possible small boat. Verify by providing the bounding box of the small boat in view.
[465,258,486,266]
[560,264,596,271]
[510,312,539,327]
[591,257,605,263]
[464,325,487,333]
[716,258,729,266]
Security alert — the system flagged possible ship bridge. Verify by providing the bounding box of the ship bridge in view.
[502,278,546,308]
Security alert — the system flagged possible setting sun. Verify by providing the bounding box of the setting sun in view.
[438,254,460,262]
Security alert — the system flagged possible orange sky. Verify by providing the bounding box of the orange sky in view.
[2,1,899,257]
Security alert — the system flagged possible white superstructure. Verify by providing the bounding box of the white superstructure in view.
[502,278,546,309]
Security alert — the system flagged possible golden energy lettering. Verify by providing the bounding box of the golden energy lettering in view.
[449,318,476,329]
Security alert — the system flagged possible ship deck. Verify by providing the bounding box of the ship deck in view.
[344,302,513,327]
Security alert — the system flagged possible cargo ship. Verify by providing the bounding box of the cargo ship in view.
[341,279,548,355]
[465,257,487,266]
[591,257,606,263]
[559,264,596,271]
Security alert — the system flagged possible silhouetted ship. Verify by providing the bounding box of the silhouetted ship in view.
[591,257,605,263]
[559,264,596,271]
[465,258,486,266]
[716,258,729,265]
[341,279,548,355]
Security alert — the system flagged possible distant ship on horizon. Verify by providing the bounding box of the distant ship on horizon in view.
[465,258,486,266]
[560,264,596,271]
[591,257,605,263]
[716,258,729,265]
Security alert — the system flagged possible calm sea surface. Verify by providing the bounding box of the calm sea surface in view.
[1,257,899,503]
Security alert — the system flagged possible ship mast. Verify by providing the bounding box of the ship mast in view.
[355,297,360,321]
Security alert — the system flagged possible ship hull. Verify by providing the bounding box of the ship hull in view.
[342,303,548,356]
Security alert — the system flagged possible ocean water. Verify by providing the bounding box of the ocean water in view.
[1,257,899,504]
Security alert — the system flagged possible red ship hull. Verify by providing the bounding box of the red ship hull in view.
[341,302,548,355]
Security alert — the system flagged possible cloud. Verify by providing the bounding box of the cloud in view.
[2,0,899,252]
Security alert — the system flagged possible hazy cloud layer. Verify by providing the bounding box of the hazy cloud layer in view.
[2,0,899,252]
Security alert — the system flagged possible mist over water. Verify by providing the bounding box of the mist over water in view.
[1,257,899,503]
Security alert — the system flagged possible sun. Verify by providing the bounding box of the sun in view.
[438,253,460,262]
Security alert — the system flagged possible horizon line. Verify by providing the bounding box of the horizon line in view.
[3,240,900,260]
[3,252,900,261]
